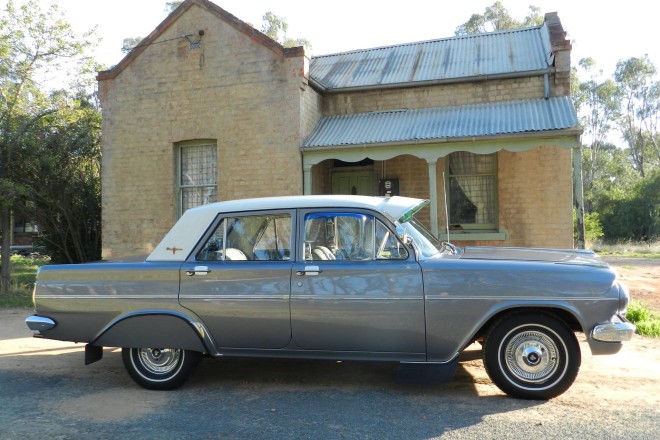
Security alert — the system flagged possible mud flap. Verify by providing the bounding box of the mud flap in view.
[396,356,458,385]
[85,344,103,365]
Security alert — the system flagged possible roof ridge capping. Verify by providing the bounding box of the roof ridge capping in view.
[311,21,546,60]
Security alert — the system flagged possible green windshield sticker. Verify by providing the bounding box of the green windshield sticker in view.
[398,199,430,223]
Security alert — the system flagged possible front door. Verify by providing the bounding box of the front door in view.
[332,171,376,196]
[291,210,426,355]
[179,211,294,349]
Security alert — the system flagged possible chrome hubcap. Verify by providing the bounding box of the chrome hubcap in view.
[137,348,182,376]
[505,330,559,383]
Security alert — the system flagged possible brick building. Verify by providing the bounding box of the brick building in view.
[97,0,581,258]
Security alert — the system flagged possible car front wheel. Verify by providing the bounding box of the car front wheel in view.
[483,312,580,399]
[122,347,200,390]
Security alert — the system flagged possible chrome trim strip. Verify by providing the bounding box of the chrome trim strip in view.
[592,322,636,342]
[400,352,460,366]
[425,295,618,301]
[34,295,177,300]
[26,315,57,331]
[180,295,289,300]
[180,295,419,301]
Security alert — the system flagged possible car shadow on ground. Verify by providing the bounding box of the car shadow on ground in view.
[1,344,544,439]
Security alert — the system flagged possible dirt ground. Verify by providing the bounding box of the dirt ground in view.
[604,257,660,313]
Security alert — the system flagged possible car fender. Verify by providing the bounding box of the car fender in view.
[91,310,217,354]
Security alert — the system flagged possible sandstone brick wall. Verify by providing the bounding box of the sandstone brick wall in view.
[99,4,306,258]
[497,147,573,248]
[322,76,547,116]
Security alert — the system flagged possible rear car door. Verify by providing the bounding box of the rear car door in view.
[291,210,426,356]
[179,210,294,349]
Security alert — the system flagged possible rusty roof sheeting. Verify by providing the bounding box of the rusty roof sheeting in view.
[303,96,577,148]
[310,24,553,90]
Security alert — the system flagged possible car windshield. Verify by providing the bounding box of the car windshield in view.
[402,218,444,258]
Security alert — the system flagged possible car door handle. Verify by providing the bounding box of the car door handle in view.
[186,266,210,276]
[296,265,322,276]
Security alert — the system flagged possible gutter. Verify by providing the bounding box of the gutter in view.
[300,128,583,152]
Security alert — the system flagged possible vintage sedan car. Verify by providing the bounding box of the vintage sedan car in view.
[26,195,635,399]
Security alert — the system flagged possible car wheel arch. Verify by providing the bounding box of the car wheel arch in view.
[91,311,214,354]
[471,305,584,344]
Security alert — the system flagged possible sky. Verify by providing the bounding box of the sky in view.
[48,0,659,80]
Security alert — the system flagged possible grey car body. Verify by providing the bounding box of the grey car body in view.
[26,195,634,399]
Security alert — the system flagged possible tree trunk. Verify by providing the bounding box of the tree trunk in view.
[1,206,11,294]
[573,146,586,249]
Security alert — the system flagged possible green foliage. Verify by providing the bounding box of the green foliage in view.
[25,98,102,263]
[454,2,543,35]
[574,55,659,243]
[626,301,660,338]
[165,1,183,13]
[0,0,99,292]
[614,56,660,177]
[626,300,651,322]
[598,170,660,241]
[573,209,604,246]
[122,36,143,53]
[260,11,312,51]
[0,255,49,308]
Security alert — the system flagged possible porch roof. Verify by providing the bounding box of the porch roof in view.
[303,96,579,151]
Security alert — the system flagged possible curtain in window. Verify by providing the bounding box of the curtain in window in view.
[448,152,496,225]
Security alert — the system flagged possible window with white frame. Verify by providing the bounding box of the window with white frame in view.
[447,152,497,230]
[177,141,217,216]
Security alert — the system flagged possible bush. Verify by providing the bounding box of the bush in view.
[574,210,604,246]
[0,255,49,308]
[626,301,660,338]
[598,171,660,241]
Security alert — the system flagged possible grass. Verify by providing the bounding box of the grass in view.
[0,255,50,308]
[593,239,660,258]
[626,301,660,338]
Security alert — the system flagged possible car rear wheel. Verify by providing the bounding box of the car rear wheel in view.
[122,347,200,390]
[483,312,580,399]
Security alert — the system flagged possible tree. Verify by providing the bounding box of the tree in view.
[165,1,183,13]
[0,0,97,292]
[455,2,543,35]
[261,11,312,51]
[23,96,102,263]
[614,56,660,177]
[122,36,143,54]
[573,58,621,212]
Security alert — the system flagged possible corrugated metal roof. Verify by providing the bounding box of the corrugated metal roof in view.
[309,24,553,90]
[303,96,578,148]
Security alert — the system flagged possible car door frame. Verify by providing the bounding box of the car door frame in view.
[290,207,427,359]
[178,208,296,350]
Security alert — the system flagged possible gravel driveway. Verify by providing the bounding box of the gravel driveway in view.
[1,308,659,439]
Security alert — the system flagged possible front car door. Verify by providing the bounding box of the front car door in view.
[291,209,426,358]
[179,210,294,349]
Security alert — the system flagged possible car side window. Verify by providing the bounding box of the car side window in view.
[304,213,407,261]
[197,213,292,261]
[376,220,409,260]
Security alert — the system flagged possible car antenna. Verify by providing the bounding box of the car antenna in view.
[442,171,450,244]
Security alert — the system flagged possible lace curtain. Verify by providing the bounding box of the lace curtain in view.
[448,152,496,225]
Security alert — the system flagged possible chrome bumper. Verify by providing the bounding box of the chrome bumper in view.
[26,315,57,332]
[592,317,636,342]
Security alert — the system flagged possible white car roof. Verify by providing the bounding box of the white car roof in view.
[147,195,426,262]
